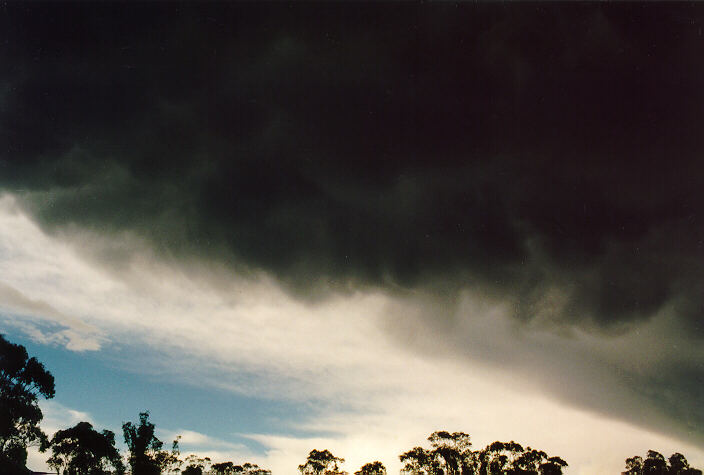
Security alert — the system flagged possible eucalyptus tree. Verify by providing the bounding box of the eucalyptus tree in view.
[236,462,272,474]
[400,431,567,475]
[123,412,162,475]
[182,454,211,475]
[47,421,124,475]
[355,461,386,475]
[299,449,347,475]
[474,440,567,475]
[624,450,702,475]
[0,334,55,473]
[122,412,180,475]
[213,461,272,474]
[400,431,475,474]
[212,461,235,474]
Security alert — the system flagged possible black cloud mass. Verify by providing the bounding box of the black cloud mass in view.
[3,3,704,327]
[1,3,703,439]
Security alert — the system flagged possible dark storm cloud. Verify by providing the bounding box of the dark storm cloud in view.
[2,5,704,331]
[3,1,704,448]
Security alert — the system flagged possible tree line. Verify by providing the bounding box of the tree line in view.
[1,334,701,474]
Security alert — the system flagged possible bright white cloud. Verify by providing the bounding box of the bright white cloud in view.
[1,193,702,474]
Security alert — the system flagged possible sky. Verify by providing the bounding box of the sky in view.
[1,3,703,474]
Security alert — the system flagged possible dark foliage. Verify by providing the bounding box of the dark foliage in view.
[299,449,346,475]
[624,450,702,475]
[47,421,124,475]
[400,431,567,475]
[212,460,271,474]
[122,412,179,475]
[0,334,55,471]
[356,461,387,475]
[400,432,474,474]
[181,454,210,475]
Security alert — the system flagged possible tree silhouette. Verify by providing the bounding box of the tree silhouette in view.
[624,450,702,475]
[669,453,703,475]
[229,462,272,474]
[400,446,434,474]
[400,432,567,475]
[213,461,272,475]
[476,440,567,475]
[158,436,182,474]
[182,465,203,475]
[645,451,669,474]
[212,462,236,474]
[47,421,124,475]
[476,440,523,474]
[182,454,211,475]
[0,334,55,473]
[299,449,347,475]
[355,461,386,475]
[400,431,474,474]
[122,412,161,475]
[122,412,179,475]
[240,462,271,474]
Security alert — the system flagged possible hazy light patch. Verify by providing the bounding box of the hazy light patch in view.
[40,400,94,433]
[155,429,260,468]
[1,193,703,474]
[160,429,250,452]
[249,385,704,474]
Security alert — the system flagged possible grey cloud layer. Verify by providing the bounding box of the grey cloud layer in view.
[1,3,703,442]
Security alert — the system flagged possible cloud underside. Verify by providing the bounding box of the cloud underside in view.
[1,2,704,465]
[1,196,703,474]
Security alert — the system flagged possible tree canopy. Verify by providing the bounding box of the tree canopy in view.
[476,440,567,475]
[400,431,474,474]
[299,449,347,475]
[356,461,387,475]
[400,431,567,475]
[122,412,179,475]
[211,461,272,474]
[181,454,211,475]
[47,421,124,475]
[624,450,703,475]
[0,334,55,473]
